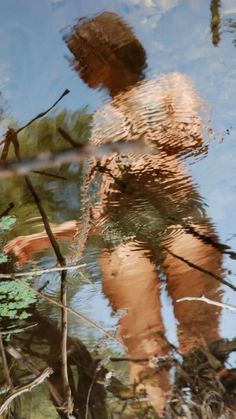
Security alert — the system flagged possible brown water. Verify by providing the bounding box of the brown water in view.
[1,1,236,418]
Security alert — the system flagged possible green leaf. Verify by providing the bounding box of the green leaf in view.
[0,279,37,320]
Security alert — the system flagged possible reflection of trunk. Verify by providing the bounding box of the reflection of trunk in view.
[12,311,108,419]
[210,0,221,46]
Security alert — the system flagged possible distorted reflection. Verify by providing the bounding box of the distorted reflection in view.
[4,10,227,417]
[65,12,223,414]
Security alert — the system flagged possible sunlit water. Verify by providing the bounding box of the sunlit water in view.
[1,0,236,417]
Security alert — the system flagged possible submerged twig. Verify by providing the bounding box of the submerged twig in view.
[0,202,14,218]
[85,369,98,419]
[58,127,83,148]
[177,295,236,312]
[0,367,53,415]
[61,269,73,414]
[163,246,236,292]
[0,337,12,390]
[32,170,66,180]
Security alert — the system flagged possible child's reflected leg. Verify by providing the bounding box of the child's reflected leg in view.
[162,230,222,353]
[100,241,170,413]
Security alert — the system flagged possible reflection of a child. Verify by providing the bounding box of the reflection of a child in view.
[5,11,223,414]
[64,12,222,413]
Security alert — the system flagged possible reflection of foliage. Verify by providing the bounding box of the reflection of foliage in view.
[0,109,92,223]
[224,17,236,46]
[0,215,36,320]
[0,215,16,231]
[0,279,36,320]
[18,107,92,156]
[0,253,8,263]
[0,215,16,263]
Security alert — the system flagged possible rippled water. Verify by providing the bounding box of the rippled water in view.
[1,1,236,417]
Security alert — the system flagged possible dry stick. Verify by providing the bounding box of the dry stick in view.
[6,344,63,408]
[24,180,72,414]
[0,323,38,336]
[0,89,70,146]
[0,263,87,278]
[177,295,236,312]
[163,246,236,292]
[0,202,14,218]
[0,367,53,415]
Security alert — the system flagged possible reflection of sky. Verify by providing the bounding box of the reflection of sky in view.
[1,0,236,342]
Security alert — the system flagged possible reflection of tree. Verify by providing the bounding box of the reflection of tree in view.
[0,109,91,232]
[224,17,236,46]
[210,0,221,46]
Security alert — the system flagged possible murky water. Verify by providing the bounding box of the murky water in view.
[1,1,236,418]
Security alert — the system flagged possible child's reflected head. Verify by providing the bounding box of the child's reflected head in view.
[64,11,147,95]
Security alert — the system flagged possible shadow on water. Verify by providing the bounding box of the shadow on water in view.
[1,2,236,418]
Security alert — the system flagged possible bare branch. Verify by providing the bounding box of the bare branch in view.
[177,295,236,312]
[0,367,53,415]
[0,89,70,146]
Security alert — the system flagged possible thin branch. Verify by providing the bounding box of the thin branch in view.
[0,141,149,178]
[0,89,70,146]
[0,367,53,415]
[177,295,236,312]
[163,246,236,292]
